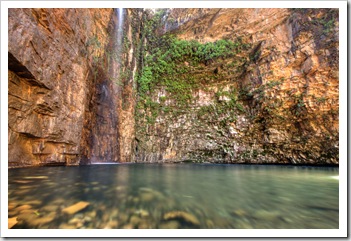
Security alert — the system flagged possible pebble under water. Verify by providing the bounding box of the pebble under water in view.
[8,163,339,229]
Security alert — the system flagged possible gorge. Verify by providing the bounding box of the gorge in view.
[8,8,339,168]
[5,6,342,232]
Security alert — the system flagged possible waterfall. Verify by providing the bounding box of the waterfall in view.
[88,9,125,164]
[116,8,124,58]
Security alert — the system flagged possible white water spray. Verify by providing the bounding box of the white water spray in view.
[117,8,124,56]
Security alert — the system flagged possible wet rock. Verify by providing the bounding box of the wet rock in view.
[62,201,90,215]
[8,217,18,229]
[163,211,200,226]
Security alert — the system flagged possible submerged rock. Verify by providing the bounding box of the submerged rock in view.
[62,201,90,215]
[26,200,42,206]
[103,220,119,229]
[163,211,200,226]
[138,187,165,202]
[129,215,142,226]
[41,205,59,212]
[8,217,18,229]
[135,209,149,218]
[29,212,56,227]
[15,204,32,212]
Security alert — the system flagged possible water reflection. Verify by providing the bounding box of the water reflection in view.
[8,164,338,229]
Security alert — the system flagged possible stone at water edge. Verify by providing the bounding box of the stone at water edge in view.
[8,217,18,229]
[62,201,90,215]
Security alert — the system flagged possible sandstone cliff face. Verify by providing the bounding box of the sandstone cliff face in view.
[8,8,339,167]
[135,8,339,165]
[8,8,140,167]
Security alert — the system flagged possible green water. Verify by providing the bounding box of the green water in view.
[8,164,339,229]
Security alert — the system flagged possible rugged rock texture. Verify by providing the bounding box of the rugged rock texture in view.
[8,8,140,167]
[135,8,339,165]
[8,8,339,167]
[79,9,141,164]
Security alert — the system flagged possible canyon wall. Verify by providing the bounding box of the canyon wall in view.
[8,8,140,167]
[135,8,339,165]
[8,8,339,167]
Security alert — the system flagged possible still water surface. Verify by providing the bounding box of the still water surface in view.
[8,164,339,229]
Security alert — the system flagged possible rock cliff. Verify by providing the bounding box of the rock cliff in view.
[8,8,140,167]
[135,8,339,165]
[8,8,339,167]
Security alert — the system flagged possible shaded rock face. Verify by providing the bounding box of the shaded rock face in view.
[8,8,140,167]
[79,9,141,164]
[135,8,339,165]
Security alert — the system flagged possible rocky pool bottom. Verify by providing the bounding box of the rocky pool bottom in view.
[8,163,338,229]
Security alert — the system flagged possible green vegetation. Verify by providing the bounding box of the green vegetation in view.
[138,36,249,99]
[136,10,251,126]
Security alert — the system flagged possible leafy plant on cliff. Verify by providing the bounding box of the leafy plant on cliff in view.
[137,36,249,103]
[136,10,252,130]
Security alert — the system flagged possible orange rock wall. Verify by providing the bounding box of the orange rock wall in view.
[135,8,339,164]
[8,8,140,167]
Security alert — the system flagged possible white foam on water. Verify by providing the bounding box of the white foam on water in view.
[330,176,339,180]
